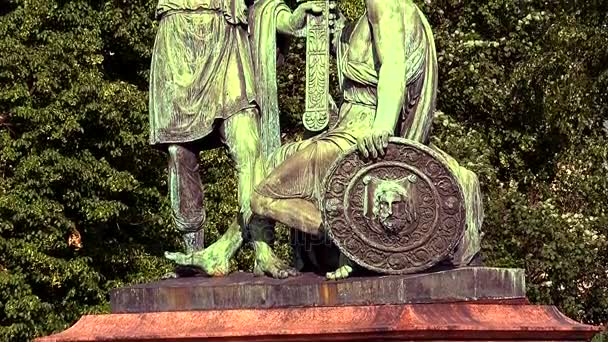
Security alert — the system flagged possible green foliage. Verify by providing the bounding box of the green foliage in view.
[0,0,606,340]
[0,0,179,340]
[421,0,608,327]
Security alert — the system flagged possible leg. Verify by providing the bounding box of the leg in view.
[167,144,205,253]
[251,138,361,279]
[220,108,265,225]
[251,194,356,280]
[220,109,297,278]
[165,218,242,276]
[251,140,343,236]
[164,143,243,276]
[251,195,322,236]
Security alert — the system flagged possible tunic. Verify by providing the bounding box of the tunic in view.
[149,0,256,146]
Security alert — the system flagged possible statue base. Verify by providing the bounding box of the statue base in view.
[111,267,527,313]
[36,268,601,341]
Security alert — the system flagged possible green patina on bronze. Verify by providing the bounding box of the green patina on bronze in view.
[154,0,324,277]
[160,0,483,280]
[251,0,456,279]
[364,174,419,230]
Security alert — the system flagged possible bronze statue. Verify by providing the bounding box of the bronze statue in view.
[164,0,483,279]
[251,0,483,279]
[151,0,324,277]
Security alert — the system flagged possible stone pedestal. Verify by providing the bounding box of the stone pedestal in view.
[36,268,601,341]
[111,267,527,313]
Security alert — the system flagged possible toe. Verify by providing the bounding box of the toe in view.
[253,266,265,277]
[339,268,349,279]
[164,251,177,259]
[269,266,288,279]
[165,251,190,265]
[340,266,353,279]
[161,272,178,280]
[332,268,341,280]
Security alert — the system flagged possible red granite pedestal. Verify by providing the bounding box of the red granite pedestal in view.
[37,268,602,341]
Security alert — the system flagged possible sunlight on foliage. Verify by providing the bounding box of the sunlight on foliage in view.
[0,0,606,340]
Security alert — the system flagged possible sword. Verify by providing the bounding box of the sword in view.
[302,0,330,133]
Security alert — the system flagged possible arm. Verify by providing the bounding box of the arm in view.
[276,10,296,35]
[356,0,416,159]
[276,2,323,36]
[366,0,412,133]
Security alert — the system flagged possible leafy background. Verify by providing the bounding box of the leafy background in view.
[0,0,606,340]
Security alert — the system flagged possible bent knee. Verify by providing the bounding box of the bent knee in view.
[251,191,271,217]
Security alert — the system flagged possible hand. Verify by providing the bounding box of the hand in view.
[290,0,325,32]
[328,4,346,35]
[357,128,392,159]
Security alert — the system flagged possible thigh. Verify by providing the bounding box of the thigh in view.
[256,140,343,202]
[266,139,313,174]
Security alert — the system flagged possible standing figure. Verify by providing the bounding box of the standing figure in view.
[251,0,483,279]
[151,0,322,277]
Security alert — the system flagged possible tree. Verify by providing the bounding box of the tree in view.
[0,0,606,341]
[0,1,179,340]
[420,0,608,326]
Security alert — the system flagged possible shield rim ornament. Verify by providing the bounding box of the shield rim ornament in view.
[320,137,467,275]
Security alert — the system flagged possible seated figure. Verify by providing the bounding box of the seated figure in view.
[251,0,483,279]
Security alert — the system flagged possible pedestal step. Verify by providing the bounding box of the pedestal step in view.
[37,303,601,341]
[111,267,527,313]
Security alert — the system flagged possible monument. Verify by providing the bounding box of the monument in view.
[37,0,601,341]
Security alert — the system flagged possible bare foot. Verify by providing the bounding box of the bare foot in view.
[326,265,353,280]
[165,220,243,277]
[161,272,178,280]
[164,245,230,277]
[253,241,298,279]
[326,253,355,280]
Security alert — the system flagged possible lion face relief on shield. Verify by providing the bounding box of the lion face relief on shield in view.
[363,174,418,234]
